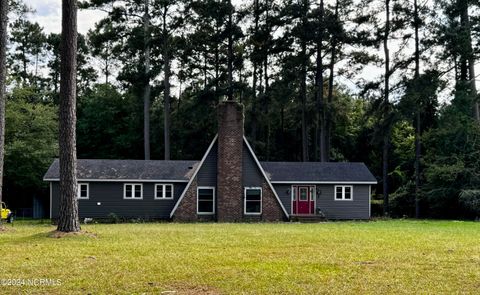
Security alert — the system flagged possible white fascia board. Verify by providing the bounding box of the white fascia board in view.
[43,178,189,183]
[270,181,377,184]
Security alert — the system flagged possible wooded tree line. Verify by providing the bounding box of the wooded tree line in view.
[2,0,480,220]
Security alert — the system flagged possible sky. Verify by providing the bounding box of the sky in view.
[28,0,106,34]
[22,0,464,102]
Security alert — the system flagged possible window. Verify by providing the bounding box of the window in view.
[124,184,143,199]
[299,187,308,201]
[78,183,89,199]
[197,187,215,214]
[244,188,262,215]
[155,184,174,199]
[335,185,353,201]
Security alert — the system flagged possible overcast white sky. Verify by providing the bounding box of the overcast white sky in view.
[22,0,463,102]
[28,0,106,34]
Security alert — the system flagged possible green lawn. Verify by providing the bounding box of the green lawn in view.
[1,220,479,294]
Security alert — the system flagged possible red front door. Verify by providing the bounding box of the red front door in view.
[293,186,314,214]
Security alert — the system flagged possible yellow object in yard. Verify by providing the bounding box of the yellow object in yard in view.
[1,202,13,223]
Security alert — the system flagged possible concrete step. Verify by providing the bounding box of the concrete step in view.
[290,215,327,223]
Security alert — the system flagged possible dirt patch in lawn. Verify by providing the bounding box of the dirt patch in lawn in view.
[48,230,97,238]
[163,282,222,295]
[0,225,15,233]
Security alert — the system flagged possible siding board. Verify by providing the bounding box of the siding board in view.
[51,182,186,219]
[197,142,217,187]
[316,184,370,219]
[272,184,370,219]
[242,143,263,187]
[272,184,292,214]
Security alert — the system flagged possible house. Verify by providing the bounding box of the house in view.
[44,101,377,221]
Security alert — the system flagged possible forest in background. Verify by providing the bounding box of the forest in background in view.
[3,0,480,219]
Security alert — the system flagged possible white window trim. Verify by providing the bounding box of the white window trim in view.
[334,185,353,201]
[49,182,52,219]
[244,187,262,215]
[197,186,215,215]
[124,183,143,200]
[78,183,89,200]
[155,184,174,200]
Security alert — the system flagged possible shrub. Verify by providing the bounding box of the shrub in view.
[107,212,120,224]
[459,190,480,219]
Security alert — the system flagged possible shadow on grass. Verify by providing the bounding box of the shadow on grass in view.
[1,230,98,246]
[48,230,97,239]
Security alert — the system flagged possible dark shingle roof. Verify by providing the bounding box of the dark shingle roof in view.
[44,159,377,183]
[43,159,199,181]
[259,162,377,183]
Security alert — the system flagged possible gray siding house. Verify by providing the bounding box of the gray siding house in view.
[44,101,377,222]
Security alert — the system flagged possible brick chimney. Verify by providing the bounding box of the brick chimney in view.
[217,101,244,222]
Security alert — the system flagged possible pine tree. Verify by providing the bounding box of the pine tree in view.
[57,0,80,233]
[0,0,8,224]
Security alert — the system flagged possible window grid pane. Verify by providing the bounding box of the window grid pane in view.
[126,185,132,198]
[81,185,87,198]
[165,185,173,198]
[245,188,261,214]
[198,188,214,213]
[134,185,142,198]
[344,187,352,199]
[157,185,163,198]
[300,188,308,201]
[335,186,343,199]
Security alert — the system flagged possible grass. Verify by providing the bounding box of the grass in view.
[1,220,480,294]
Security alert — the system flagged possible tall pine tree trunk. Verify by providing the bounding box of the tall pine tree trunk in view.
[227,0,234,101]
[300,0,309,162]
[143,0,151,160]
[325,0,339,162]
[315,0,326,162]
[214,30,219,101]
[264,0,271,160]
[250,0,259,142]
[264,52,271,160]
[383,0,391,216]
[414,0,421,218]
[459,0,480,121]
[58,0,80,233]
[0,0,7,221]
[163,7,171,160]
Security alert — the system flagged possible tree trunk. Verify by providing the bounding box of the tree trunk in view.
[163,6,171,160]
[300,0,308,162]
[315,0,326,162]
[414,0,421,218]
[325,0,339,162]
[214,22,220,101]
[414,111,421,218]
[105,54,109,84]
[264,53,271,161]
[383,0,391,216]
[250,0,259,142]
[0,0,8,220]
[459,1,480,121]
[382,133,389,216]
[57,0,80,233]
[227,0,234,101]
[203,52,207,90]
[264,0,271,160]
[143,0,151,160]
[214,41,219,101]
